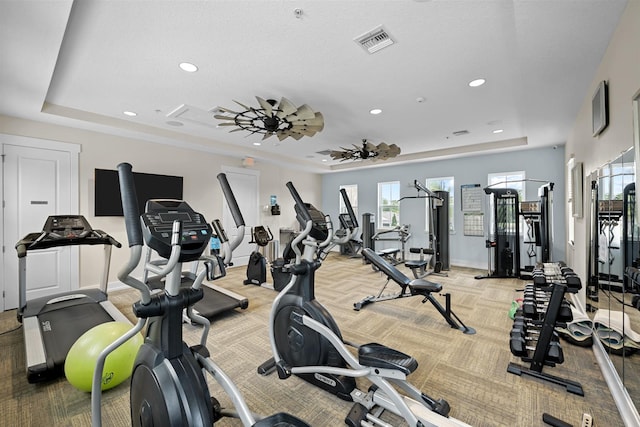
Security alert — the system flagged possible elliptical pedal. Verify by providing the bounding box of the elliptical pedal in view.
[358,343,418,375]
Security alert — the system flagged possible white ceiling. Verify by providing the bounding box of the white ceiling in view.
[0,0,629,173]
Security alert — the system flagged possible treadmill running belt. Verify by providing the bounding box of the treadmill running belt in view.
[194,286,246,318]
[39,302,114,377]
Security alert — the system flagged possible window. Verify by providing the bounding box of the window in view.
[487,171,525,199]
[377,181,400,229]
[487,171,525,236]
[339,184,358,216]
[426,176,455,233]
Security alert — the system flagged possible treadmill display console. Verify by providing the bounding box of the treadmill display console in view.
[15,215,120,257]
[141,199,211,262]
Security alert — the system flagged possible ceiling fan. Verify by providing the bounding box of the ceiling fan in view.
[330,139,401,162]
[214,97,324,141]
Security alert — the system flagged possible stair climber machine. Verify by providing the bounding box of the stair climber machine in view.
[258,181,471,427]
[15,215,129,383]
[91,163,309,427]
[141,173,248,319]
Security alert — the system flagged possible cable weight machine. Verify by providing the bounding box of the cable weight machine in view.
[398,180,450,276]
[520,183,554,279]
[476,180,554,280]
[476,187,521,279]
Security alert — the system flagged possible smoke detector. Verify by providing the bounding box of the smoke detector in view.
[354,25,395,54]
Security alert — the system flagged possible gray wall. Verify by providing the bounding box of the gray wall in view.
[322,145,565,269]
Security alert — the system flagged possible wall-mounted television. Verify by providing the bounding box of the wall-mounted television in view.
[94,168,184,216]
[592,80,609,137]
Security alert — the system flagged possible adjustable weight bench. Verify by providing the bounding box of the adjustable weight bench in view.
[375,247,402,265]
[405,247,448,279]
[357,248,475,334]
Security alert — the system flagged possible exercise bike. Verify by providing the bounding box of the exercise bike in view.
[259,181,471,427]
[91,163,308,427]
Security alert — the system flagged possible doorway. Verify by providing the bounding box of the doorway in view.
[1,135,79,311]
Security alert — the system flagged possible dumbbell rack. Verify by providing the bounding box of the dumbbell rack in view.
[507,262,584,396]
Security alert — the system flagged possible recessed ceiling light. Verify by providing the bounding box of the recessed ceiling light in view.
[179,62,198,72]
[493,129,504,134]
[166,120,184,127]
[253,142,261,146]
[322,159,327,162]
[370,108,382,115]
[468,78,486,87]
[123,111,137,117]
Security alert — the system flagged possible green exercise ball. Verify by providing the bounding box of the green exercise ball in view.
[64,321,143,392]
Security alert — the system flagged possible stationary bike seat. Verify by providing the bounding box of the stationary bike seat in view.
[358,343,418,375]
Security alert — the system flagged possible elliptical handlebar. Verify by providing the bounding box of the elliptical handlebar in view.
[217,173,246,227]
[339,188,359,227]
[117,163,143,247]
[286,181,312,224]
[216,173,246,263]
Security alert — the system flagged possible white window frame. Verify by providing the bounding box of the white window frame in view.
[487,171,526,200]
[425,176,455,233]
[377,181,400,229]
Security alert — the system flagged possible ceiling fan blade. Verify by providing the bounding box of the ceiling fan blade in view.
[217,107,240,115]
[262,132,274,140]
[276,97,297,118]
[233,100,252,111]
[290,125,316,135]
[288,131,304,141]
[276,131,291,141]
[214,114,237,121]
[217,122,242,126]
[255,96,273,116]
[285,104,315,121]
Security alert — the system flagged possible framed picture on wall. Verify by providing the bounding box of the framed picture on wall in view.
[592,80,609,136]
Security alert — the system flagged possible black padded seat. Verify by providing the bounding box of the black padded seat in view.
[377,248,399,256]
[405,260,428,268]
[409,279,442,294]
[409,247,434,255]
[358,343,418,375]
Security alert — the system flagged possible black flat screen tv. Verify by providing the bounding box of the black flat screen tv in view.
[94,168,184,216]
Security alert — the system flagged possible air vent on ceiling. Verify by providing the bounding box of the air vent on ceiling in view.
[452,130,470,136]
[354,25,395,54]
[316,150,332,156]
[166,104,217,128]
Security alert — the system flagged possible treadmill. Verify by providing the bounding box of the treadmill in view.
[15,215,130,383]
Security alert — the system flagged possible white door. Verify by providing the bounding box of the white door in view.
[221,167,259,266]
[2,139,78,311]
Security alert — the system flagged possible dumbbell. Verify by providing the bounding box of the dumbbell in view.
[522,298,573,321]
[510,333,563,363]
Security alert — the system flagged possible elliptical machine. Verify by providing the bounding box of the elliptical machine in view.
[90,163,308,427]
[259,181,470,427]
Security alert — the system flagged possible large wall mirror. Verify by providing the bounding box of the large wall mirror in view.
[585,89,640,414]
